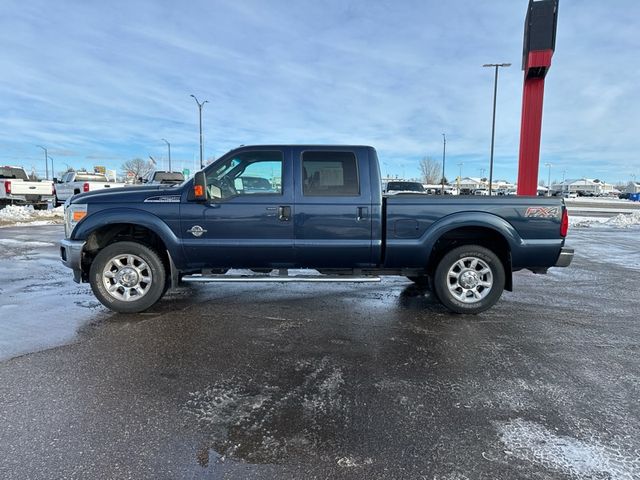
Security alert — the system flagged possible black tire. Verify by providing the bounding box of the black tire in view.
[433,245,505,314]
[89,241,166,313]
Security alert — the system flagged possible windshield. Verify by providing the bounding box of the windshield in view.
[387,181,424,192]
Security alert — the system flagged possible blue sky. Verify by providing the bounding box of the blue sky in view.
[1,0,638,184]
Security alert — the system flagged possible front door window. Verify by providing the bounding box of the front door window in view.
[205,151,283,200]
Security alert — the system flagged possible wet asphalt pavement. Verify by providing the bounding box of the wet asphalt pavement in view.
[1,225,639,479]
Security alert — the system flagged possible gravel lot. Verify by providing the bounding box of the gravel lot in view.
[0,224,639,479]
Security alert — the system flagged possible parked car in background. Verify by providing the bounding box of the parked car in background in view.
[55,171,126,205]
[384,181,427,195]
[563,192,578,199]
[0,166,54,209]
[139,170,185,185]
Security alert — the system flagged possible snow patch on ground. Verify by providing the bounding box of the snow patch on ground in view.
[571,212,640,228]
[0,205,63,226]
[498,418,638,479]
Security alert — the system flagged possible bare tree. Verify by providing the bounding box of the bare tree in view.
[419,156,441,184]
[121,158,153,180]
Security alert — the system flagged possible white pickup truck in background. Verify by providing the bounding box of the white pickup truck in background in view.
[54,171,126,205]
[0,166,54,209]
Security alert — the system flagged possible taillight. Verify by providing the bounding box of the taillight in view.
[52,183,56,195]
[4,181,11,195]
[560,208,569,237]
[83,182,90,193]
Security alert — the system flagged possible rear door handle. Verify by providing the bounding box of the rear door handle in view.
[278,205,291,221]
[356,207,368,221]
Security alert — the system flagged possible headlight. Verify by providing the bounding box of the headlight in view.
[64,204,88,238]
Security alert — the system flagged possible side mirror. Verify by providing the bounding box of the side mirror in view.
[53,177,58,184]
[193,171,207,202]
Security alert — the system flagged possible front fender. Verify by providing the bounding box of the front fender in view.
[70,207,186,267]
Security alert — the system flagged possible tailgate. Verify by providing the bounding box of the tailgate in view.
[9,181,53,196]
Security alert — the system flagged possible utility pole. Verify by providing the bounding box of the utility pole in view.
[37,145,49,180]
[161,138,171,172]
[483,63,511,195]
[545,162,552,196]
[457,162,463,195]
[441,133,446,194]
[190,95,208,169]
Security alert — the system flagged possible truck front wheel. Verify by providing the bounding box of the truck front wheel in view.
[433,245,505,314]
[89,241,166,313]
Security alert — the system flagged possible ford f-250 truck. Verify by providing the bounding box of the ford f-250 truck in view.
[0,166,54,209]
[60,145,573,314]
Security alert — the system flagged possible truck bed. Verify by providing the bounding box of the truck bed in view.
[383,195,565,269]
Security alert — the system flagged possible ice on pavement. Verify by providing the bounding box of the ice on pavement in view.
[497,418,638,479]
[0,204,63,227]
[0,225,109,361]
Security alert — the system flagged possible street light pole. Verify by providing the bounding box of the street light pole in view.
[457,162,463,195]
[441,133,446,194]
[483,63,511,195]
[545,162,552,196]
[37,145,49,180]
[190,95,208,169]
[161,138,171,172]
[47,156,54,179]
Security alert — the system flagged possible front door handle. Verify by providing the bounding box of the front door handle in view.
[278,206,291,221]
[356,206,368,221]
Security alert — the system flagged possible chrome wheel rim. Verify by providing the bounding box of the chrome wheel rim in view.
[102,253,152,302]
[446,256,493,304]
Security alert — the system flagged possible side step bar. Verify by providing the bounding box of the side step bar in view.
[182,274,381,283]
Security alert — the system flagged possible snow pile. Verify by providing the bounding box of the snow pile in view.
[0,204,64,226]
[571,212,640,229]
[605,211,640,227]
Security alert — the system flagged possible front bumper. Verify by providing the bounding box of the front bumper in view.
[555,247,574,267]
[60,238,86,283]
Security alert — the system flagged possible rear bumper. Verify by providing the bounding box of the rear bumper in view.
[60,238,85,283]
[555,247,574,267]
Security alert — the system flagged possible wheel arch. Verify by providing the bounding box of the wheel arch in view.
[424,214,518,291]
[72,209,182,285]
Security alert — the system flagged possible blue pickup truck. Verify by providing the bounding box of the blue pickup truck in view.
[60,145,572,314]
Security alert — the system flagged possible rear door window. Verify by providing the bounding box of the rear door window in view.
[302,151,359,196]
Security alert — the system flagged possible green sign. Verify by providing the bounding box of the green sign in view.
[182,168,190,177]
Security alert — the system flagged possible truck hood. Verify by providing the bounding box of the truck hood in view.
[69,184,183,204]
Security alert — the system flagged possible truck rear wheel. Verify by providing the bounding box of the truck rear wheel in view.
[433,245,504,314]
[89,241,166,313]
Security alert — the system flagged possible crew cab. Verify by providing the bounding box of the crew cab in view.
[0,166,54,209]
[55,171,126,205]
[60,145,573,314]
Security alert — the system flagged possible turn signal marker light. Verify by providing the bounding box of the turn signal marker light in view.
[194,185,204,197]
[73,211,87,222]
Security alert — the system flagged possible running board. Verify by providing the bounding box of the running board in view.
[182,274,381,283]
